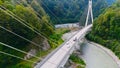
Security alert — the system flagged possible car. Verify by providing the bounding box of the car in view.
[73,37,77,41]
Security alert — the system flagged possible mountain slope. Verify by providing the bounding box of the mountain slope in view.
[0,0,54,68]
[106,0,116,5]
[41,0,114,24]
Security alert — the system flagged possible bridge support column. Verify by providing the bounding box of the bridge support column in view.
[85,0,93,27]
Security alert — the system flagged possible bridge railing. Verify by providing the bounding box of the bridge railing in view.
[57,24,93,67]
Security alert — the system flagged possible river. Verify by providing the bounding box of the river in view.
[80,42,119,68]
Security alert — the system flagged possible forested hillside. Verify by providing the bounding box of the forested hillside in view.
[86,0,120,58]
[0,0,55,68]
[41,0,114,24]
[106,0,115,5]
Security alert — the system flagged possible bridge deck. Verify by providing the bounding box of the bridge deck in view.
[35,24,92,68]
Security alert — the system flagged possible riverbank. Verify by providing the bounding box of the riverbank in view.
[88,41,120,67]
[62,30,120,68]
[80,41,120,68]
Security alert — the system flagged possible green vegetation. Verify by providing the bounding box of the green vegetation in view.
[12,48,54,68]
[86,0,120,58]
[69,53,85,68]
[49,28,70,48]
[0,0,54,68]
[12,28,70,68]
[41,0,111,24]
[0,0,72,67]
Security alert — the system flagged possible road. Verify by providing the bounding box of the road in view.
[62,31,78,41]
[55,23,79,28]
[35,24,92,68]
[81,42,120,68]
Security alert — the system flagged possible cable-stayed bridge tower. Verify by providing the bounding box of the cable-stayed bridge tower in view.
[85,0,93,27]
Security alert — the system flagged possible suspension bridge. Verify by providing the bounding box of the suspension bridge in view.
[35,0,93,68]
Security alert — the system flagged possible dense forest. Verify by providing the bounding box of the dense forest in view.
[106,0,115,5]
[41,0,115,24]
[86,0,120,58]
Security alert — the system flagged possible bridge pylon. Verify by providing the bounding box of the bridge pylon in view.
[85,0,93,27]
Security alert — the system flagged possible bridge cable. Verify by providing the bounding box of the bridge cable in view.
[1,4,58,43]
[16,1,54,28]
[0,42,42,60]
[0,25,42,48]
[0,7,57,46]
[24,0,55,27]
[0,5,59,45]
[39,0,63,24]
[0,50,36,63]
[17,0,61,25]
[0,41,62,65]
[0,7,46,39]
[0,6,62,62]
[0,5,52,41]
